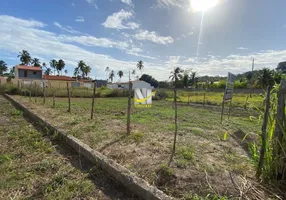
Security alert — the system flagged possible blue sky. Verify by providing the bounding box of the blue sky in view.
[0,0,286,81]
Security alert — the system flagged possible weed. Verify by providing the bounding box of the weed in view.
[11,108,22,116]
[129,131,144,143]
[177,146,195,161]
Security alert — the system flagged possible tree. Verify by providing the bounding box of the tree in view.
[64,69,68,76]
[257,68,274,89]
[78,60,86,78]
[50,59,58,75]
[18,50,31,65]
[42,62,47,69]
[117,70,124,82]
[73,67,80,78]
[45,68,52,75]
[190,71,197,87]
[168,67,183,166]
[182,72,189,88]
[139,74,159,88]
[105,66,110,80]
[276,62,286,73]
[109,70,115,82]
[132,69,136,80]
[0,60,8,75]
[56,59,65,75]
[137,60,144,76]
[31,58,41,67]
[169,67,183,87]
[83,65,91,78]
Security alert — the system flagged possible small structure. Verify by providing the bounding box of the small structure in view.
[15,65,42,80]
[43,75,77,88]
[107,81,153,90]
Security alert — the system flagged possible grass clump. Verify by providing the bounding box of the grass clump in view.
[177,146,195,161]
[129,131,144,143]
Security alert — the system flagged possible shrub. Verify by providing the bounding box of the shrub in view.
[105,89,129,97]
[0,84,19,95]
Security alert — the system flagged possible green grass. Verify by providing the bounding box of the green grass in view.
[0,96,127,200]
[12,95,266,199]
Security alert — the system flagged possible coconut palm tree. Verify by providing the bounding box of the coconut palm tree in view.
[45,68,52,75]
[105,66,110,80]
[31,58,41,67]
[78,60,86,78]
[64,69,68,76]
[137,60,144,76]
[18,50,31,65]
[0,60,8,75]
[73,67,80,78]
[257,68,274,89]
[56,59,65,75]
[83,65,91,78]
[109,70,115,83]
[169,67,183,86]
[117,70,124,82]
[49,59,58,75]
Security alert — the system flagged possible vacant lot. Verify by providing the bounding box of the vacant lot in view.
[12,95,275,199]
[0,96,138,200]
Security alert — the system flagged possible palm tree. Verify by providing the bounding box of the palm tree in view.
[117,70,124,82]
[83,65,91,78]
[73,67,80,78]
[0,60,8,75]
[18,50,31,65]
[105,66,110,80]
[78,60,87,78]
[45,68,52,75]
[64,69,68,76]
[56,59,65,75]
[182,72,189,88]
[109,70,115,83]
[257,68,274,89]
[49,59,58,75]
[169,67,183,87]
[42,62,47,69]
[190,71,197,88]
[31,58,41,67]
[137,60,144,76]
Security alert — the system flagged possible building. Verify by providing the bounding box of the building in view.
[107,81,154,90]
[15,65,42,80]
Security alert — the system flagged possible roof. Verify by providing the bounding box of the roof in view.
[17,65,42,71]
[43,75,76,81]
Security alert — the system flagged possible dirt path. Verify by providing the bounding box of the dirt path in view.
[0,95,139,200]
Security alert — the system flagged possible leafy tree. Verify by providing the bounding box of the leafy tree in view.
[189,71,197,87]
[56,59,65,75]
[276,62,286,73]
[18,50,31,65]
[109,70,115,82]
[49,59,58,75]
[117,70,124,82]
[31,58,41,67]
[137,60,144,76]
[0,60,8,75]
[257,68,274,89]
[45,68,52,75]
[182,73,189,88]
[139,74,159,88]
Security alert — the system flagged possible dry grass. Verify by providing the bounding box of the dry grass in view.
[11,95,281,199]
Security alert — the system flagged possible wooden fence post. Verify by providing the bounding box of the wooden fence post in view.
[257,86,271,177]
[67,82,71,112]
[43,81,46,104]
[273,80,286,180]
[91,81,96,119]
[53,89,56,108]
[127,72,131,134]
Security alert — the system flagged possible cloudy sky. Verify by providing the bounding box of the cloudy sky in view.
[0,0,286,81]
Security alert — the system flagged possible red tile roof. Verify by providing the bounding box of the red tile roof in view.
[43,75,76,81]
[17,65,42,71]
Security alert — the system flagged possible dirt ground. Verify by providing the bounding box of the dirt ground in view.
[10,95,282,199]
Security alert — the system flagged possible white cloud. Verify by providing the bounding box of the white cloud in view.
[75,16,85,22]
[153,0,187,9]
[134,29,174,45]
[237,47,248,50]
[102,9,139,29]
[53,22,81,34]
[121,0,133,6]
[86,0,98,8]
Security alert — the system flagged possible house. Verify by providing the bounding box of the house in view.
[15,65,43,80]
[43,75,77,88]
[107,81,154,90]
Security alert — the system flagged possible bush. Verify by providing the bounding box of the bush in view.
[105,89,129,97]
[153,90,168,100]
[0,84,19,95]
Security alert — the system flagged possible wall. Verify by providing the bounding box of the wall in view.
[18,69,42,79]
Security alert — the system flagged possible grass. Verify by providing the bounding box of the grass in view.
[0,96,135,200]
[11,94,278,199]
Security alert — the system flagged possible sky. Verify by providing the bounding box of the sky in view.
[0,0,286,81]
